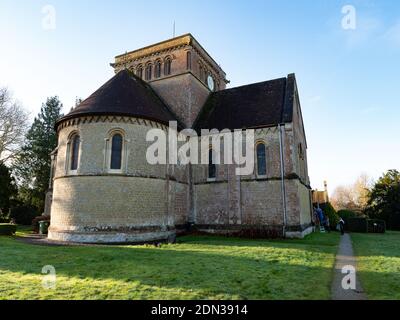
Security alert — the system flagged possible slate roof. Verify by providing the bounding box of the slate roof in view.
[193,74,296,132]
[56,69,179,127]
[57,70,296,132]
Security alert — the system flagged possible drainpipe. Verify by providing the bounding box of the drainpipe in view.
[278,124,288,237]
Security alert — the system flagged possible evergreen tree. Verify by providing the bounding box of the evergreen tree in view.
[0,162,17,217]
[15,96,62,212]
[366,169,400,230]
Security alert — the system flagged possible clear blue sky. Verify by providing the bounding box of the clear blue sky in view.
[1,0,399,193]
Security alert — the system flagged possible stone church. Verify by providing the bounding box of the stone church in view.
[47,34,313,243]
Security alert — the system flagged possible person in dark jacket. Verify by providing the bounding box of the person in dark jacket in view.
[316,207,325,232]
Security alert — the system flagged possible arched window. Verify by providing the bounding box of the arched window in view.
[256,142,267,176]
[164,57,171,75]
[70,134,80,171]
[136,65,143,78]
[110,133,123,170]
[208,149,216,179]
[154,60,162,78]
[186,51,192,70]
[145,63,152,80]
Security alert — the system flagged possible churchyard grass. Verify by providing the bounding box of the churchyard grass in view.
[0,226,339,300]
[352,231,400,300]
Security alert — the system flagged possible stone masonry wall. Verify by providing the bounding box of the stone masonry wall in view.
[191,123,312,234]
[50,117,188,242]
[151,73,211,127]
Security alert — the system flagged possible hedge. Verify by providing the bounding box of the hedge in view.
[9,205,39,225]
[321,203,340,228]
[345,218,386,233]
[346,218,368,233]
[0,223,17,235]
[367,219,386,233]
[337,209,357,222]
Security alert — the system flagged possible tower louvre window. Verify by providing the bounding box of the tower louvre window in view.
[164,58,171,75]
[145,64,152,80]
[155,61,162,78]
[136,66,143,78]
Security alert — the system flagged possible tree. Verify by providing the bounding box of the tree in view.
[331,185,356,210]
[365,169,400,230]
[0,87,29,163]
[331,173,372,213]
[0,162,17,218]
[14,96,62,212]
[353,174,373,210]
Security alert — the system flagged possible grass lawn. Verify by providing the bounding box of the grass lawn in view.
[352,231,400,300]
[0,227,340,300]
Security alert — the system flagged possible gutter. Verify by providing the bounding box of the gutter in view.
[278,123,288,236]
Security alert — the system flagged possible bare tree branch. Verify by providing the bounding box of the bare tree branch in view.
[0,87,29,163]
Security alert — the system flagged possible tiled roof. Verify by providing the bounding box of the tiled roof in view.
[193,74,296,132]
[56,69,178,127]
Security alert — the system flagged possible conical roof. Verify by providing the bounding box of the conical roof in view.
[57,69,178,127]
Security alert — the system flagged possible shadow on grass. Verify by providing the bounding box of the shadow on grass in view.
[178,232,340,247]
[0,233,339,299]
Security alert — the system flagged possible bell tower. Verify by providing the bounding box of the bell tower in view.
[111,34,229,128]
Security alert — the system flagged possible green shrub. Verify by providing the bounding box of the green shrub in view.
[337,209,358,222]
[0,223,17,235]
[9,205,39,225]
[367,219,386,233]
[0,211,10,223]
[347,218,368,233]
[319,203,340,228]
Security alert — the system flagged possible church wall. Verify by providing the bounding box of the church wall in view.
[290,84,310,186]
[240,180,284,226]
[191,126,283,184]
[54,120,167,179]
[284,179,313,238]
[286,82,313,227]
[189,125,312,237]
[151,73,210,128]
[194,182,230,225]
[298,182,313,226]
[168,180,189,228]
[50,176,170,230]
[50,117,188,243]
[194,179,296,235]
